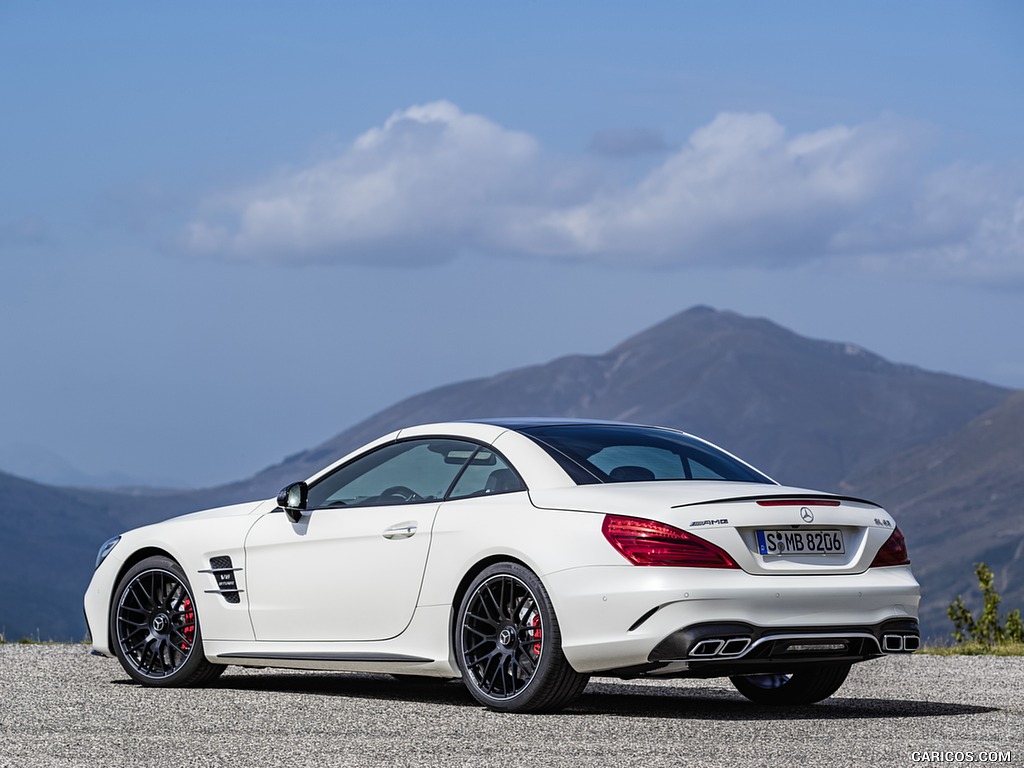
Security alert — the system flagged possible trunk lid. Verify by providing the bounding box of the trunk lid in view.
[530,481,899,575]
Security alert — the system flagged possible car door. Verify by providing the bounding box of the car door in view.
[244,438,478,642]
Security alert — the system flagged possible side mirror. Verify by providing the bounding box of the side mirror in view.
[277,481,308,523]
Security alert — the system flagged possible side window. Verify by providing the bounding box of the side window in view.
[448,450,525,499]
[306,439,477,508]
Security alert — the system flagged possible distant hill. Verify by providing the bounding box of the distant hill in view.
[843,390,1024,638]
[0,472,188,641]
[224,306,1009,499]
[0,442,185,490]
[1,306,1017,642]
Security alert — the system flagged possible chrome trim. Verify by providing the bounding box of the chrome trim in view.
[684,631,882,661]
[721,637,752,655]
[197,567,243,574]
[882,634,904,652]
[382,522,418,540]
[215,651,432,663]
[690,639,725,657]
[745,632,881,657]
[882,633,919,652]
[204,588,246,595]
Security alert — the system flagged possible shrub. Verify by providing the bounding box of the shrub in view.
[947,562,1024,646]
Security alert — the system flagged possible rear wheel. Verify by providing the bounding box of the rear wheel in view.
[455,563,589,713]
[110,556,224,687]
[730,663,851,705]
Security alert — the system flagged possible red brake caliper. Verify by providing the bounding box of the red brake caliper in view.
[531,613,542,656]
[181,597,195,651]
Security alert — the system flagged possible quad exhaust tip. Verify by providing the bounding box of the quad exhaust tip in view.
[689,637,752,658]
[687,630,918,660]
[882,633,920,653]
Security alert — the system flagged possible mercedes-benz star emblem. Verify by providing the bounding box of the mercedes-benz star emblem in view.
[152,614,168,632]
[499,627,516,647]
[800,507,814,523]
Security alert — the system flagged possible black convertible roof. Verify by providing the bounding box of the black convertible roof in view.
[460,417,647,430]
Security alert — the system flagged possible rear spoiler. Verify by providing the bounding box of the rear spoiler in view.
[671,493,882,509]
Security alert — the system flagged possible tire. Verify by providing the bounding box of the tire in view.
[730,663,851,705]
[455,562,589,713]
[110,555,225,687]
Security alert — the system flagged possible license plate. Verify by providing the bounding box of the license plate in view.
[756,529,845,556]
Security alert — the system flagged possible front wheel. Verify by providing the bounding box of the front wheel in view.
[110,555,225,687]
[455,563,589,713]
[730,663,851,705]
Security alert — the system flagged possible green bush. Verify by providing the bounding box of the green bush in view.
[947,563,1024,646]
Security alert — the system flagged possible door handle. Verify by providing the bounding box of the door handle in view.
[383,521,418,540]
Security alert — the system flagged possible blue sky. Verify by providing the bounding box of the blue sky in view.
[1,2,1022,488]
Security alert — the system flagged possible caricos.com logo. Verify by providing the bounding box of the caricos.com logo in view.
[910,752,1012,764]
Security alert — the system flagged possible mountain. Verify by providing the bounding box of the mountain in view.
[1,306,1018,642]
[0,472,189,641]
[842,390,1024,638]
[0,442,187,490]
[227,306,1009,499]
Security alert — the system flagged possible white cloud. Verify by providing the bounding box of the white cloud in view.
[522,113,921,265]
[185,101,540,264]
[183,102,1024,283]
[832,163,1024,283]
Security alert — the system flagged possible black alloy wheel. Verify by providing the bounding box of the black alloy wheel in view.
[730,662,851,705]
[455,562,589,713]
[111,555,224,687]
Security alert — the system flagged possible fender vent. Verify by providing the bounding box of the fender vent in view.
[200,555,242,603]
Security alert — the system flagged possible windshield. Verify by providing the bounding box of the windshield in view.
[520,424,774,485]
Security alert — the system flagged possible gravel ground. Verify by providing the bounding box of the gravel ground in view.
[0,645,1020,768]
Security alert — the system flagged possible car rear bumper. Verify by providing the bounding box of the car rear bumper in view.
[642,617,918,677]
[544,564,920,674]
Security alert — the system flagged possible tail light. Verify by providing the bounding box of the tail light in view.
[602,515,738,568]
[869,527,910,567]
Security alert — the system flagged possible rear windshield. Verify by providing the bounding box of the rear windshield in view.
[520,424,774,485]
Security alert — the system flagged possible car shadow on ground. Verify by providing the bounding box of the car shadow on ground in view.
[191,672,996,721]
[573,680,996,720]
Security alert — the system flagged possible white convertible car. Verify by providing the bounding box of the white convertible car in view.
[85,419,920,712]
